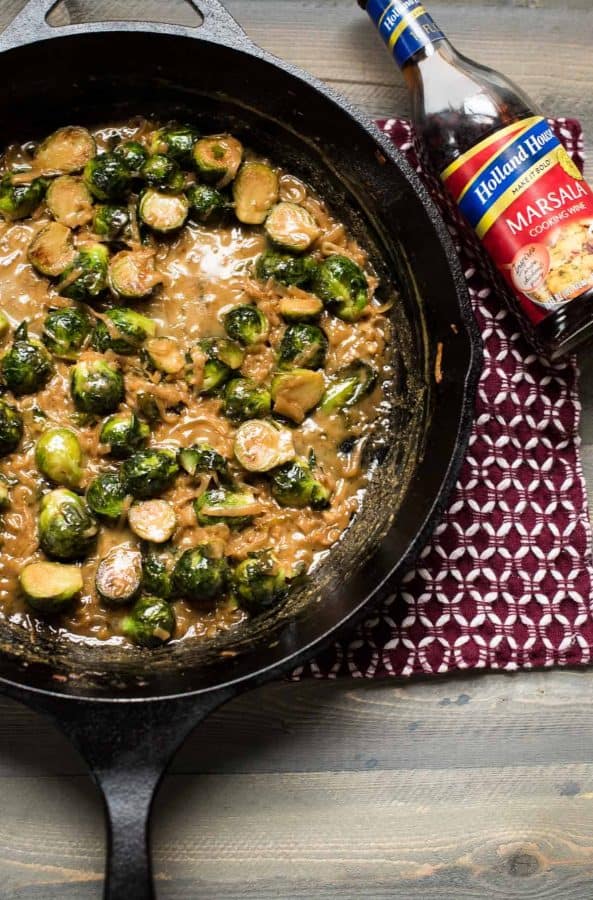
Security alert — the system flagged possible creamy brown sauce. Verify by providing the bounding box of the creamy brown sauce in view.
[0,120,393,647]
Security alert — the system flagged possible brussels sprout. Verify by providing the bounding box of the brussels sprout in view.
[59,242,109,302]
[138,188,189,233]
[193,134,243,187]
[102,307,157,354]
[222,377,272,422]
[46,175,93,228]
[319,361,377,413]
[121,448,179,499]
[172,544,229,602]
[136,391,161,424]
[223,305,269,346]
[178,443,230,481]
[232,550,287,614]
[42,306,93,359]
[270,458,331,510]
[83,153,130,200]
[20,561,83,613]
[233,161,279,225]
[0,476,11,510]
[92,204,129,240]
[187,184,227,222]
[70,358,124,415]
[34,126,95,174]
[194,486,260,529]
[86,472,127,521]
[1,322,54,395]
[255,250,318,288]
[122,594,175,647]
[28,222,76,277]
[108,249,162,300]
[140,154,183,191]
[145,337,185,375]
[128,499,177,543]
[38,488,99,560]
[150,124,199,163]
[197,337,244,394]
[99,412,150,457]
[142,552,172,599]
[313,254,369,322]
[0,174,47,221]
[96,546,142,606]
[278,293,323,322]
[265,202,320,253]
[35,427,83,488]
[0,399,23,456]
[278,323,328,370]
[113,140,148,175]
[271,368,325,423]
[0,311,9,339]
[234,420,295,472]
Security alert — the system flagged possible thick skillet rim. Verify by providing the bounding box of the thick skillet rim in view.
[0,20,483,704]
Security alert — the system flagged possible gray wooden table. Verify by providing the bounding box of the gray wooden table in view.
[2,1,593,898]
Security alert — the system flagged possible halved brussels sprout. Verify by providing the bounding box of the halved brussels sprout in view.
[234,420,295,472]
[172,544,229,602]
[0,399,23,456]
[232,550,287,614]
[92,205,129,240]
[178,443,230,481]
[35,427,83,488]
[122,595,175,647]
[278,293,323,322]
[70,358,124,415]
[313,254,369,322]
[100,307,157,355]
[270,458,331,510]
[187,184,227,222]
[108,249,162,300]
[59,242,109,302]
[150,124,199,163]
[114,140,148,175]
[255,250,318,288]
[140,154,183,190]
[271,368,325,423]
[145,337,185,375]
[265,202,320,253]
[233,161,279,225]
[139,188,189,233]
[121,448,179,499]
[1,322,54,395]
[28,222,76,277]
[83,153,130,200]
[197,337,245,394]
[46,175,93,228]
[38,488,99,560]
[194,486,260,529]
[222,377,272,422]
[96,546,142,606]
[142,552,172,599]
[278,323,328,370]
[128,499,177,543]
[99,412,150,457]
[86,472,127,521]
[34,126,95,174]
[193,134,243,186]
[0,175,46,221]
[42,306,93,359]
[20,561,83,613]
[223,305,269,346]
[319,361,377,413]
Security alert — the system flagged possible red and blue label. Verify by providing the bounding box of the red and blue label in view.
[365,0,444,67]
[442,117,593,323]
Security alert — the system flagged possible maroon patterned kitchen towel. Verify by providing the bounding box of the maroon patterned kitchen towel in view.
[293,117,593,679]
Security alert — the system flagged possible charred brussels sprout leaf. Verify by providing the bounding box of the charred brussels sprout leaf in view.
[108,249,162,300]
[150,124,199,164]
[20,561,83,613]
[187,184,227,222]
[121,448,179,499]
[0,174,46,221]
[1,322,54,395]
[139,188,189,233]
[99,412,150,457]
[86,472,127,521]
[223,305,269,346]
[59,242,109,303]
[313,254,369,322]
[92,205,129,240]
[42,306,93,359]
[70,358,124,415]
[278,323,328,370]
[34,126,95,174]
[198,337,244,394]
[265,202,320,253]
[233,551,287,614]
[142,553,172,599]
[193,134,243,187]
[0,399,23,456]
[234,420,295,473]
[178,443,231,481]
[96,546,142,606]
[233,161,279,225]
[270,458,331,510]
[35,427,83,488]
[122,595,175,647]
[101,307,157,355]
[222,377,271,423]
[193,486,259,529]
[83,153,130,200]
[28,221,75,277]
[319,361,377,413]
[38,488,99,560]
[114,140,148,175]
[255,251,318,288]
[172,545,229,602]
[46,175,93,228]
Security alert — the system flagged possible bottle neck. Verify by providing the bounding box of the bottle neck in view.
[363,0,447,69]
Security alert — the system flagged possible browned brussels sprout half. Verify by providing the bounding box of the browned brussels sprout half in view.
[34,126,95,174]
[46,175,93,228]
[20,561,83,613]
[28,222,76,277]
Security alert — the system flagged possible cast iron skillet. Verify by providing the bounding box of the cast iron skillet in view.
[0,1,481,896]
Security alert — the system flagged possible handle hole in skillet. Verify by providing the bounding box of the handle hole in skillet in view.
[46,0,203,28]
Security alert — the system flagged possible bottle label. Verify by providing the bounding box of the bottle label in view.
[442,116,593,324]
[365,0,444,67]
